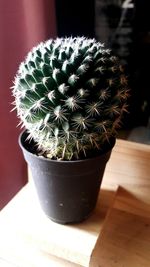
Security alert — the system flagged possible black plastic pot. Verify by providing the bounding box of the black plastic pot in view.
[19,131,115,224]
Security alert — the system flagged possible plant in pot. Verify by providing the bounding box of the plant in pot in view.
[12,37,129,224]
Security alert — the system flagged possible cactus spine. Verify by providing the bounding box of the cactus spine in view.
[13,37,129,160]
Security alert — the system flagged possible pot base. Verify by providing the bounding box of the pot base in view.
[47,211,93,225]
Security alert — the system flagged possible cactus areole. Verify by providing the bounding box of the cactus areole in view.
[13,37,129,161]
[12,37,129,223]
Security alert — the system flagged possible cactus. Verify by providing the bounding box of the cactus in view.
[12,37,129,160]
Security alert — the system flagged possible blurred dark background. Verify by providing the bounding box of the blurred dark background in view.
[55,0,150,130]
[55,0,95,38]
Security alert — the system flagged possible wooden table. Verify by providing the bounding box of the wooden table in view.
[0,139,150,267]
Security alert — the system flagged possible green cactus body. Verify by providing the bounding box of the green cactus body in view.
[13,37,129,160]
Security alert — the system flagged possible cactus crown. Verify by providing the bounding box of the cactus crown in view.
[12,37,129,160]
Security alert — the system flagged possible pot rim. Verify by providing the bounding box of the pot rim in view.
[19,130,116,164]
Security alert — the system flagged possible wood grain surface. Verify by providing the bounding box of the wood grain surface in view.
[90,187,150,267]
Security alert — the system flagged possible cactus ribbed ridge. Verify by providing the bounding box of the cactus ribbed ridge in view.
[12,37,129,160]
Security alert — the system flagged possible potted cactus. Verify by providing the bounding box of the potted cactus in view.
[12,37,129,224]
